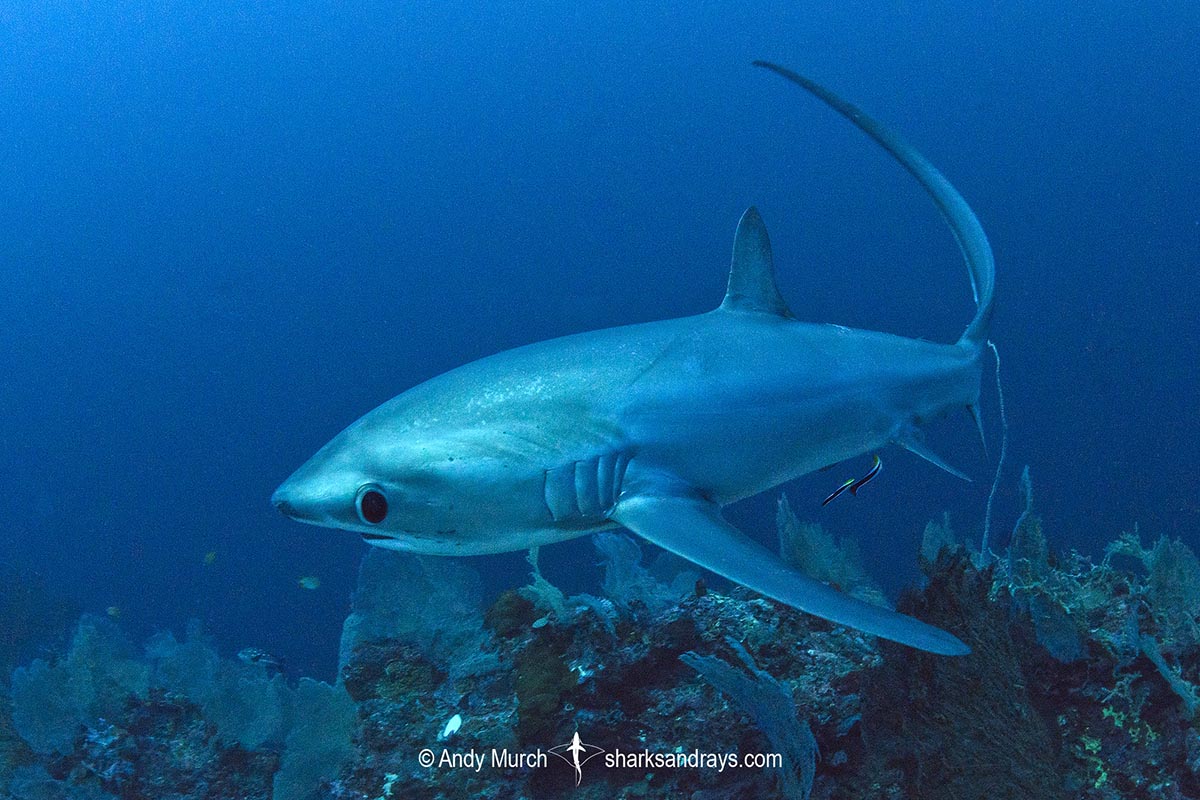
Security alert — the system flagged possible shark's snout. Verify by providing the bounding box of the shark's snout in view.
[271,493,297,517]
[271,481,321,523]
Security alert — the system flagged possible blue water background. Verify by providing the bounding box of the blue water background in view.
[2,1,1197,677]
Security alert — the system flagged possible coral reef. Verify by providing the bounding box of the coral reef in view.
[10,616,150,756]
[3,618,342,799]
[4,485,1200,799]
[847,550,1067,800]
[777,496,883,605]
[0,569,78,679]
[681,640,818,799]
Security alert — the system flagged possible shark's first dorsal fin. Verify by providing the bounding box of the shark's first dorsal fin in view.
[719,207,792,318]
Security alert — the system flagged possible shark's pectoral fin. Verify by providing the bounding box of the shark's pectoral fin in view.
[896,427,971,482]
[611,487,970,656]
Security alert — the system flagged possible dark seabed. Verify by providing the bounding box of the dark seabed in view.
[2,1,1198,798]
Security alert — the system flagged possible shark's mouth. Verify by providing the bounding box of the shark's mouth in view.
[273,498,325,524]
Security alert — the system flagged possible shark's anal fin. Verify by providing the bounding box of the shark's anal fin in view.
[719,207,792,318]
[612,485,970,656]
[896,427,971,482]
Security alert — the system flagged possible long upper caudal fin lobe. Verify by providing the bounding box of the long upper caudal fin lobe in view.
[752,61,995,350]
[613,487,970,656]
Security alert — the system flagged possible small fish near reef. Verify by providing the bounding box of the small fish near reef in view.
[238,647,285,677]
[822,455,883,506]
[297,575,321,590]
[273,62,998,656]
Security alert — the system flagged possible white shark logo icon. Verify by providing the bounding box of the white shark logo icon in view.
[548,731,606,786]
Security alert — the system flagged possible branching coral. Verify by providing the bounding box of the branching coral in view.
[10,615,149,755]
[1139,634,1199,719]
[1107,529,1200,648]
[776,494,884,605]
[853,551,1067,800]
[517,546,570,623]
[338,547,493,678]
[681,639,817,800]
[919,511,958,569]
[272,679,356,800]
[147,625,290,749]
[594,531,677,613]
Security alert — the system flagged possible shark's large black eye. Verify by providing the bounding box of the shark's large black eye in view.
[357,487,388,524]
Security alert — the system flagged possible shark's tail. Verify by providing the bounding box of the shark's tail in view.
[752,62,995,351]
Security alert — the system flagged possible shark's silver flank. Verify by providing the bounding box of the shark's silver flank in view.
[273,62,996,656]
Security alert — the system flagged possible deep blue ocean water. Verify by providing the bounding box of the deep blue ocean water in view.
[2,0,1197,679]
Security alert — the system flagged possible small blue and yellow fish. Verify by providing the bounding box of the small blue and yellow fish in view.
[821,477,856,507]
[822,455,882,506]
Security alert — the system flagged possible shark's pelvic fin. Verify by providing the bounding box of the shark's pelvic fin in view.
[752,61,994,348]
[719,206,792,318]
[612,481,970,656]
[896,428,971,482]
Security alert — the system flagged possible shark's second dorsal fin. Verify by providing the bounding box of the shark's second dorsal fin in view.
[719,207,792,318]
